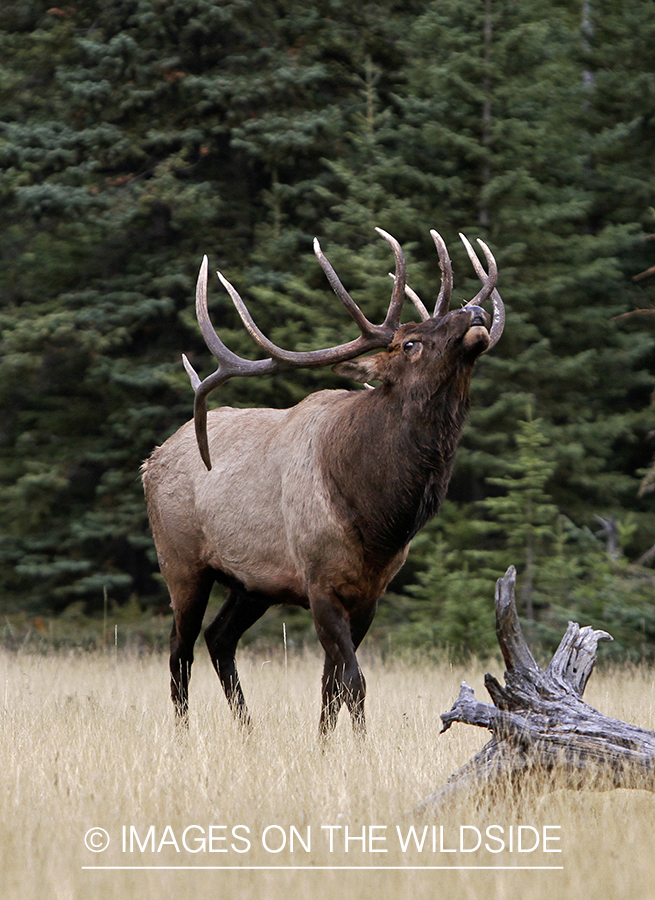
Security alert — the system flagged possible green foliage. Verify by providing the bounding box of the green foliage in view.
[398,413,655,661]
[482,408,560,619]
[0,0,654,661]
[402,536,498,659]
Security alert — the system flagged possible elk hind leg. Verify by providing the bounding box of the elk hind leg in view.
[169,569,215,724]
[204,581,270,729]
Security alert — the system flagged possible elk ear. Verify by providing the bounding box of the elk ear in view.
[332,355,385,383]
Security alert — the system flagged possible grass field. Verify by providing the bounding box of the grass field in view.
[1,643,655,900]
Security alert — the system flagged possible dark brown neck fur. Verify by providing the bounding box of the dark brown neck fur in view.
[322,368,474,568]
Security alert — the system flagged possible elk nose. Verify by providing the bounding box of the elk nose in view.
[468,305,490,328]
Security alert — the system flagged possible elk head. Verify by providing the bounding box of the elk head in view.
[182,229,505,469]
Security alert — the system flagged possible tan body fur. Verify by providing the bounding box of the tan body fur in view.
[143,228,505,735]
[144,391,408,615]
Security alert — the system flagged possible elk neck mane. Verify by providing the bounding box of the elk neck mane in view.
[321,365,474,566]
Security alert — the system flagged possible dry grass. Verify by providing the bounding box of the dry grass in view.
[1,644,655,900]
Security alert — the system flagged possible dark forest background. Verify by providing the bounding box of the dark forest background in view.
[2,0,655,658]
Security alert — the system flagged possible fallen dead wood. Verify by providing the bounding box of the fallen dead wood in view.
[419,565,655,808]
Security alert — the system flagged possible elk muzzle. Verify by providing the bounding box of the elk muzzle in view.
[462,305,491,354]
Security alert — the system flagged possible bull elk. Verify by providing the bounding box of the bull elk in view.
[142,228,505,735]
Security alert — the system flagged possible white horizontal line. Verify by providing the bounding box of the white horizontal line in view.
[83,865,564,871]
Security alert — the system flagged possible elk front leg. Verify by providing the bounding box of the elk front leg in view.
[312,592,372,737]
[204,581,270,729]
[319,653,349,734]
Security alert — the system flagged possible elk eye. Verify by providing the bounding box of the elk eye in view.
[403,339,421,355]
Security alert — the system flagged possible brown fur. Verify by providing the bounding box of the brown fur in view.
[143,306,491,734]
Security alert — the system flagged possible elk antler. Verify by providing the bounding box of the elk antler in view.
[431,230,454,319]
[184,228,505,469]
[183,230,408,470]
[399,232,502,336]
[397,230,453,322]
[458,234,505,349]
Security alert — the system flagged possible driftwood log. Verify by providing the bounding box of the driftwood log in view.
[420,565,655,808]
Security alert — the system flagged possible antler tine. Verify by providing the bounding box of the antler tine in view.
[487,288,505,349]
[459,234,498,308]
[313,230,407,336]
[405,284,431,321]
[375,227,407,330]
[183,257,277,470]
[430,230,454,319]
[216,270,314,365]
[387,273,431,321]
[459,235,505,349]
[313,238,374,336]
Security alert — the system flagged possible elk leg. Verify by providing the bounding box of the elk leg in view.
[319,654,346,734]
[169,569,215,724]
[343,605,377,732]
[312,594,371,737]
[204,582,270,728]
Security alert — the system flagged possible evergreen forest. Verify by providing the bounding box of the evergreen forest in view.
[2,0,655,659]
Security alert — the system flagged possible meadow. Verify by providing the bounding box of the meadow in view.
[2,643,655,900]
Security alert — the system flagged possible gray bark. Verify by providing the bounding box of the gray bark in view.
[419,566,655,809]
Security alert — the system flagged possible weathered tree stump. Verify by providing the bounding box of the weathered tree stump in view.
[420,566,655,808]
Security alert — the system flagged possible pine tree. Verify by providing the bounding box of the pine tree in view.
[482,408,559,620]
[0,0,427,613]
[1,0,655,661]
[394,0,655,530]
[402,534,498,658]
